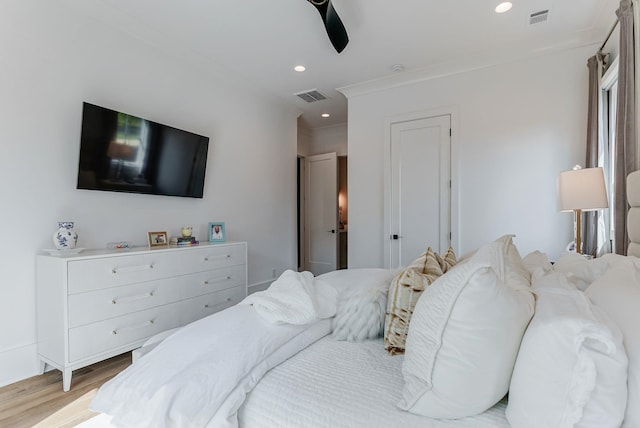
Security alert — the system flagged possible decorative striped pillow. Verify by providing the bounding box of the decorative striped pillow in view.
[383,247,456,355]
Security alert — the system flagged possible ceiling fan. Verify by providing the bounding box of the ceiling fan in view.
[306,0,349,53]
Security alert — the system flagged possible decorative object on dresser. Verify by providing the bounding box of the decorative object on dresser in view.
[557,165,608,254]
[181,226,193,237]
[53,221,78,249]
[107,241,132,249]
[170,236,199,246]
[35,241,248,391]
[209,222,226,242]
[147,231,168,248]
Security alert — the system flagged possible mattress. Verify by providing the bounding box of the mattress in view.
[238,336,509,428]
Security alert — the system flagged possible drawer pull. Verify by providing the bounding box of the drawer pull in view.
[204,298,233,309]
[203,254,232,262]
[112,264,154,274]
[112,292,154,305]
[111,319,154,335]
[203,275,232,285]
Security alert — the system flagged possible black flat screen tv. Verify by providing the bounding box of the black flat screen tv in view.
[77,102,209,198]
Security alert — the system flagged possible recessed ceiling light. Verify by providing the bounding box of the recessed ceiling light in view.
[495,2,512,13]
[321,113,330,118]
[294,65,306,72]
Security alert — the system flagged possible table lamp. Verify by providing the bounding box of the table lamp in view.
[557,166,608,254]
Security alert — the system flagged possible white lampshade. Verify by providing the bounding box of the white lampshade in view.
[557,166,609,212]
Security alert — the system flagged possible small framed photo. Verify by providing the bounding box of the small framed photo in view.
[208,222,226,242]
[148,231,169,248]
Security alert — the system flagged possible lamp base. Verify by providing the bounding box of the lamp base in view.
[574,208,583,255]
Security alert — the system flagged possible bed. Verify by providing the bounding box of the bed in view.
[237,338,509,428]
[83,171,640,428]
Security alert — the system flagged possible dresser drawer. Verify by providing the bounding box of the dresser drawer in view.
[67,244,246,294]
[68,286,247,362]
[68,265,246,328]
[199,286,246,315]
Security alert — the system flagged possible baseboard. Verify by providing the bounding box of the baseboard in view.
[0,343,41,388]
[248,280,272,295]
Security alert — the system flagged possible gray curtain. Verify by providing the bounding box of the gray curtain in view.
[614,0,637,254]
[584,55,602,257]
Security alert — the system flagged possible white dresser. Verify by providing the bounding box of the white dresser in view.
[36,241,247,391]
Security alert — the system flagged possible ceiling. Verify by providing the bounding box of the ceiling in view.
[80,0,619,129]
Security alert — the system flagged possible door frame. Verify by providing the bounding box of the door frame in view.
[383,106,459,268]
[297,156,306,271]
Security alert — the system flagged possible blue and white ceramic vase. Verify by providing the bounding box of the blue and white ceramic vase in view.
[53,222,78,250]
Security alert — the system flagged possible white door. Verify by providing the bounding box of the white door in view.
[305,153,338,275]
[386,115,451,268]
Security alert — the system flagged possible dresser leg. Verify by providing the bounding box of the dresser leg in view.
[38,360,46,375]
[63,369,73,392]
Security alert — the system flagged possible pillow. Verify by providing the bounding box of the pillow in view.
[586,262,640,428]
[332,280,388,341]
[320,269,397,341]
[553,252,608,290]
[456,234,529,281]
[498,234,531,283]
[316,268,397,297]
[384,247,456,354]
[522,250,553,277]
[507,271,628,428]
[399,237,534,418]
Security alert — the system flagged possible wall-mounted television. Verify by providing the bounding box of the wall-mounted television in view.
[77,102,210,198]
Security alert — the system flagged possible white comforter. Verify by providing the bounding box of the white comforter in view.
[91,272,334,428]
[240,270,337,324]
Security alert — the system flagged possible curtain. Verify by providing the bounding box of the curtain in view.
[584,54,604,257]
[614,0,637,254]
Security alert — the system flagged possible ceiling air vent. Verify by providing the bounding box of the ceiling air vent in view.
[529,9,549,25]
[294,89,327,103]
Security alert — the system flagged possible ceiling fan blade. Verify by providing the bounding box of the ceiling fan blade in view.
[308,0,349,53]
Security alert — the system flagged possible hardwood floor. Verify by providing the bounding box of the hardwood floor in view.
[0,353,131,428]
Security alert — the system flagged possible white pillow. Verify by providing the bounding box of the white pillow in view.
[586,262,640,428]
[500,234,531,283]
[522,250,553,277]
[553,252,608,290]
[319,269,397,341]
[316,268,397,297]
[332,281,387,341]
[399,238,534,418]
[507,271,628,428]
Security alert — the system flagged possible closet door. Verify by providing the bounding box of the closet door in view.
[386,115,451,268]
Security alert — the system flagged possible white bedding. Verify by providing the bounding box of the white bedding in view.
[90,305,331,428]
[240,269,337,324]
[238,336,509,428]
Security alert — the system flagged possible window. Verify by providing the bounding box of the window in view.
[598,56,619,254]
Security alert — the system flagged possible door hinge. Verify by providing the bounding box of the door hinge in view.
[449,128,452,137]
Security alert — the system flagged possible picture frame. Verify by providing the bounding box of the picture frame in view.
[208,222,226,242]
[148,231,169,248]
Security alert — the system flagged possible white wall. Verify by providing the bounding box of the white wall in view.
[0,1,298,387]
[307,125,348,156]
[297,122,347,157]
[345,46,593,268]
[297,120,313,157]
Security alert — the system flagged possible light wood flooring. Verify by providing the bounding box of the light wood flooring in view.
[0,353,131,428]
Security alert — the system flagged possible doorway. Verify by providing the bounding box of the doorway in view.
[297,153,348,275]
